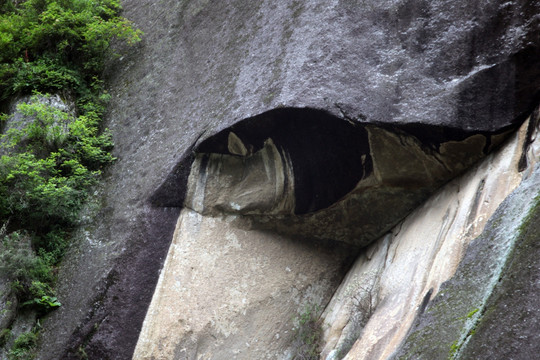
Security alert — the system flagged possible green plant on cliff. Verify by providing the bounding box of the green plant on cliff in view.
[292,303,323,360]
[0,0,142,102]
[0,96,115,231]
[0,0,141,352]
[0,328,12,347]
[8,330,38,360]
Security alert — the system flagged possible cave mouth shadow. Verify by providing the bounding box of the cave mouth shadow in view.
[150,105,512,247]
[152,107,372,215]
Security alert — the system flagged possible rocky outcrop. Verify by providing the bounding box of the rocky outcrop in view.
[33,0,540,359]
[320,112,539,360]
[133,103,538,360]
[180,108,509,247]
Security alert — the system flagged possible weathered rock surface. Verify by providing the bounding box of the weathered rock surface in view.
[319,111,539,360]
[134,211,355,359]
[32,0,540,359]
[391,120,540,360]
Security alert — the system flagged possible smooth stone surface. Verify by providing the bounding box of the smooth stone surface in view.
[134,210,355,359]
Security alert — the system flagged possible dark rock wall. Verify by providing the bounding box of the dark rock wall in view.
[462,195,540,359]
[35,0,540,358]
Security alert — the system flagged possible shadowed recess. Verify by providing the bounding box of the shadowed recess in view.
[196,107,372,214]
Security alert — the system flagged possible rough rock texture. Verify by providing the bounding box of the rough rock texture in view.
[391,125,540,360]
[33,0,540,358]
[318,113,538,360]
[459,188,540,360]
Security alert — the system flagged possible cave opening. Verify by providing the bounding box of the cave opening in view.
[195,107,373,214]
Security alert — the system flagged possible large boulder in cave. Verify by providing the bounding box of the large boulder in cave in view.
[32,0,540,359]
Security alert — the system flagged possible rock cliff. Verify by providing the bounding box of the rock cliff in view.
[28,0,540,359]
[133,108,539,360]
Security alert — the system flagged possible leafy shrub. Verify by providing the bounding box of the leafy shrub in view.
[0,0,140,327]
[8,331,38,360]
[22,295,61,312]
[0,95,115,233]
[0,231,54,303]
[0,0,142,102]
[0,328,12,347]
[0,232,52,284]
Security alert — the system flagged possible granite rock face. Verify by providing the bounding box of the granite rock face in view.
[390,124,540,360]
[320,113,539,360]
[32,0,540,359]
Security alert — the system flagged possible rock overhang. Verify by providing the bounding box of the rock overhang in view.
[152,106,517,248]
[194,108,372,215]
[31,0,540,358]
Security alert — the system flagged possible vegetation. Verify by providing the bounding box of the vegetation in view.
[0,0,141,102]
[292,303,323,360]
[0,0,141,356]
[0,328,12,347]
[8,330,38,360]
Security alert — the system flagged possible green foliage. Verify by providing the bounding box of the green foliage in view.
[0,95,117,311]
[0,328,12,347]
[8,331,38,360]
[0,95,115,232]
[28,280,54,299]
[22,295,61,311]
[78,345,88,360]
[0,231,56,305]
[0,232,52,284]
[293,304,322,360]
[0,0,142,101]
[0,0,140,331]
[466,308,479,319]
[448,339,459,359]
